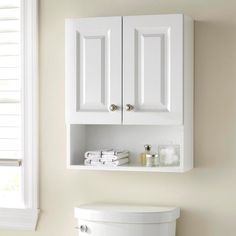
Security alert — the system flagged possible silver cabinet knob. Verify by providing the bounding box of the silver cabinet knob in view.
[109,104,118,111]
[125,104,134,111]
[80,225,88,233]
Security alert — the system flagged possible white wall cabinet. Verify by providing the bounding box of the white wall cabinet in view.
[65,14,193,172]
[66,14,192,125]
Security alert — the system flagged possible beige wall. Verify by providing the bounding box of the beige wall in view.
[1,0,236,235]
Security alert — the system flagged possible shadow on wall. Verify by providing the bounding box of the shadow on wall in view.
[194,20,236,169]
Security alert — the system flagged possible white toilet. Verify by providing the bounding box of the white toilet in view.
[74,204,180,236]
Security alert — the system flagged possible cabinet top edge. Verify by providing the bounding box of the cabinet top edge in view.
[65,16,122,22]
[65,14,193,21]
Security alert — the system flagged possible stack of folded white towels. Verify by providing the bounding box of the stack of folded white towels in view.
[84,149,129,167]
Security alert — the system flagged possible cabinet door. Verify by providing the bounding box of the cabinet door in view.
[123,15,183,125]
[66,17,122,124]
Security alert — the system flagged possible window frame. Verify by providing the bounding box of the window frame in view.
[0,0,39,230]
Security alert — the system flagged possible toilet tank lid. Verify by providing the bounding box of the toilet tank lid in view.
[74,203,180,224]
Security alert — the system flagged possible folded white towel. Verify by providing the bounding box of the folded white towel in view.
[84,159,103,166]
[85,157,101,162]
[101,152,129,161]
[84,159,91,165]
[103,158,129,167]
[84,151,101,158]
[84,149,115,158]
[91,160,103,166]
[85,154,101,159]
[102,149,129,155]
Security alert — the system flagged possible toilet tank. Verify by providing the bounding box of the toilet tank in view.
[74,204,180,236]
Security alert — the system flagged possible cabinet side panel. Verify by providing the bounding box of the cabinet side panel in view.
[183,16,194,171]
[65,19,77,124]
[67,124,86,166]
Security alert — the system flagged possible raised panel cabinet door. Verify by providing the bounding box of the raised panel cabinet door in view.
[65,17,122,124]
[123,15,183,125]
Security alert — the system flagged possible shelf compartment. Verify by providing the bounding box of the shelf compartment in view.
[66,124,192,172]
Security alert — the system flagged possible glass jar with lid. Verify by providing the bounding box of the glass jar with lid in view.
[146,153,159,167]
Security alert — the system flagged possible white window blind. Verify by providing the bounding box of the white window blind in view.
[0,0,22,208]
[0,0,22,166]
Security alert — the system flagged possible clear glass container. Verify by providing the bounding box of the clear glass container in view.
[158,145,180,167]
[139,144,151,166]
